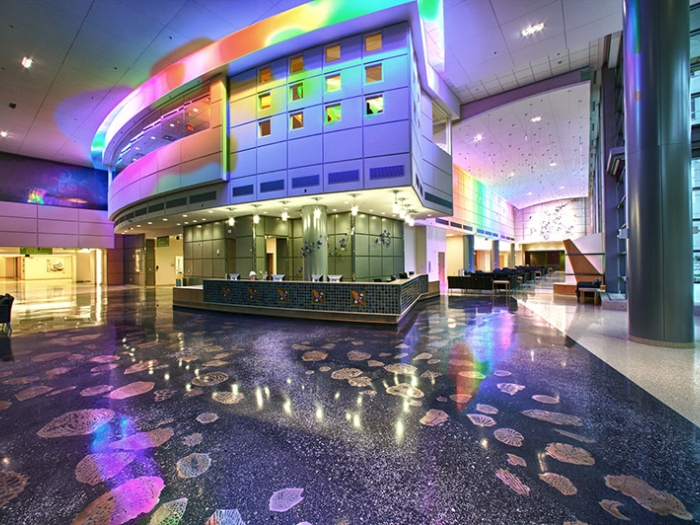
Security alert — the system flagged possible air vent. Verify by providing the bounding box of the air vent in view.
[166,197,187,208]
[134,207,147,217]
[148,203,164,213]
[292,174,320,188]
[424,192,452,208]
[369,165,404,180]
[189,191,217,204]
[463,225,473,231]
[232,185,254,197]
[328,170,359,184]
[260,180,285,193]
[435,218,449,226]
[477,229,485,234]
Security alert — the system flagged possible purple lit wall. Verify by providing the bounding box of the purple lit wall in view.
[0,152,108,210]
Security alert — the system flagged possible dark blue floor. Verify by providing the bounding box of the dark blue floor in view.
[0,289,698,524]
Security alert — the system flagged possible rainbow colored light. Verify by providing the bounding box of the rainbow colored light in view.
[92,0,445,169]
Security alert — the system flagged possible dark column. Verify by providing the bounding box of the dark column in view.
[463,235,475,272]
[624,0,694,346]
[601,66,622,294]
[491,240,500,270]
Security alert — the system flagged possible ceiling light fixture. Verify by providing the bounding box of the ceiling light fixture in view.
[21,57,33,68]
[392,190,400,213]
[474,134,483,142]
[312,197,321,220]
[281,211,288,221]
[549,162,557,166]
[227,207,235,227]
[351,193,358,216]
[252,204,260,224]
[0,131,7,138]
[530,116,541,123]
[521,23,544,37]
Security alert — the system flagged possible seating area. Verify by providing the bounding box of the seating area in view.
[447,267,547,295]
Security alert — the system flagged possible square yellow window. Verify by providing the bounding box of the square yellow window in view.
[326,74,341,92]
[259,93,271,110]
[259,120,271,137]
[291,112,304,130]
[365,64,383,83]
[290,82,304,101]
[366,95,384,115]
[325,44,340,63]
[259,66,271,84]
[290,55,304,73]
[365,32,382,52]
[326,104,341,123]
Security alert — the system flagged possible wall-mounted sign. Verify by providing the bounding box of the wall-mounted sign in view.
[156,236,170,247]
[20,247,53,255]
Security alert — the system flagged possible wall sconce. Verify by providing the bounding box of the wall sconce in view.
[253,214,260,224]
[392,190,400,213]
[351,193,358,216]
[228,217,235,226]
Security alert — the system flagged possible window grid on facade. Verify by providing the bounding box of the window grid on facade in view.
[325,44,341,62]
[290,82,304,101]
[326,74,341,92]
[259,120,271,137]
[366,95,384,115]
[291,112,304,129]
[259,66,271,83]
[290,55,304,73]
[365,32,382,52]
[365,64,383,83]
[259,93,271,110]
[326,104,341,123]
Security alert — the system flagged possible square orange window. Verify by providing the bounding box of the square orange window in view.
[290,55,303,73]
[259,66,271,84]
[325,44,340,62]
[365,32,382,52]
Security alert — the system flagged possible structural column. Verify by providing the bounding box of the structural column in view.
[509,243,515,268]
[463,235,475,273]
[301,204,328,281]
[623,0,694,346]
[491,240,499,271]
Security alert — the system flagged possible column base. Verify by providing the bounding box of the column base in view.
[628,334,696,349]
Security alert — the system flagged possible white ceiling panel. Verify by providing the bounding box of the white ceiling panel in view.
[562,0,621,30]
[490,0,559,25]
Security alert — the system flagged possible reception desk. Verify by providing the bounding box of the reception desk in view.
[173,274,431,324]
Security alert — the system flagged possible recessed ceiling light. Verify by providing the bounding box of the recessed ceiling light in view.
[527,192,532,195]
[474,134,483,142]
[549,162,557,166]
[530,116,541,123]
[150,136,156,140]
[192,219,198,222]
[559,186,564,189]
[184,222,189,224]
[182,214,188,217]
[177,223,181,226]
[208,210,213,213]
[193,108,199,113]
[21,57,33,68]
[169,123,175,127]
[147,221,153,224]
[369,209,374,212]
[163,218,168,221]
[332,208,337,212]
[0,131,7,138]
[136,224,141,227]
[521,23,544,37]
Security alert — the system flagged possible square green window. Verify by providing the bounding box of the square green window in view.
[326,74,341,92]
[366,95,384,115]
[259,120,271,137]
[259,66,271,84]
[259,92,271,110]
[291,112,304,129]
[365,32,382,52]
[365,64,383,83]
[325,44,340,62]
[290,82,304,101]
[290,55,304,73]
[326,104,341,123]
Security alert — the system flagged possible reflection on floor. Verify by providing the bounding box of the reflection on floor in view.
[0,285,698,524]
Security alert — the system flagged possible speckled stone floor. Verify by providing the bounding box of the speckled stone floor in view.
[0,285,698,525]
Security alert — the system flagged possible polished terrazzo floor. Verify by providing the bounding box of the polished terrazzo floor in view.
[0,284,699,525]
